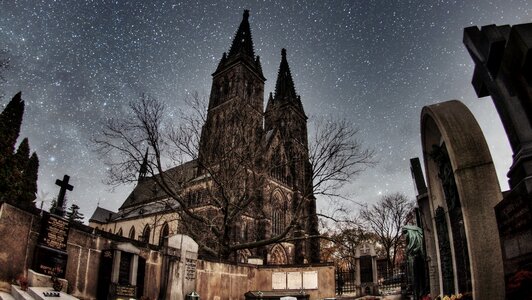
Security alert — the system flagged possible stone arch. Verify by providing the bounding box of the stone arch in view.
[270,189,288,236]
[117,227,123,236]
[159,222,169,246]
[421,100,504,299]
[269,243,288,265]
[142,224,151,243]
[129,226,136,239]
[237,249,252,263]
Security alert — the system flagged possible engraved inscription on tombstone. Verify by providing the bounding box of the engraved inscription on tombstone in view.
[38,214,70,251]
[185,258,197,280]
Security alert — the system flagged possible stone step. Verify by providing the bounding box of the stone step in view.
[0,291,16,300]
[10,286,78,300]
[10,285,34,300]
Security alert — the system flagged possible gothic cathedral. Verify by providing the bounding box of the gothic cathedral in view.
[89,10,320,265]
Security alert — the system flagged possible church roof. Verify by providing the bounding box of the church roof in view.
[89,206,116,224]
[119,159,198,210]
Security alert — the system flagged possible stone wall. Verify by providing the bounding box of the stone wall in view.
[1,202,334,300]
[195,260,335,300]
[0,202,163,300]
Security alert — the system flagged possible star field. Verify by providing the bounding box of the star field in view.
[0,0,530,220]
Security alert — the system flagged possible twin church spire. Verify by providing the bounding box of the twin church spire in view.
[200,9,307,165]
[213,10,304,116]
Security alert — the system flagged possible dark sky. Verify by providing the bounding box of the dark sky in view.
[1,0,529,220]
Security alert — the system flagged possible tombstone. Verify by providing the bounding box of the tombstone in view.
[420,100,504,299]
[464,23,532,299]
[96,242,146,300]
[355,242,378,296]
[32,175,74,278]
[162,234,199,300]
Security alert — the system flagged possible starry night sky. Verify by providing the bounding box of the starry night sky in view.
[0,0,530,221]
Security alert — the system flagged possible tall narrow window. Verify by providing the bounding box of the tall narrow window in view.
[159,223,169,246]
[129,226,136,239]
[142,225,151,243]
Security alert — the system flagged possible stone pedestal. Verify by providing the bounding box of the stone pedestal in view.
[27,269,68,293]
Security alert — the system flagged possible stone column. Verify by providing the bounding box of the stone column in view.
[111,250,121,283]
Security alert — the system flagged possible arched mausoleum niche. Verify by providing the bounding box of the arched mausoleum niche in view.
[420,100,504,299]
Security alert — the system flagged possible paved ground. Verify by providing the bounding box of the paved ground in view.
[334,294,402,300]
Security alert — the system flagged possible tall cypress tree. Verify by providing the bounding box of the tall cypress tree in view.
[19,152,39,209]
[0,92,38,210]
[0,92,24,160]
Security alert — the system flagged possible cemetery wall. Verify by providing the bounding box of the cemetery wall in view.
[0,202,40,291]
[0,202,163,300]
[195,259,335,299]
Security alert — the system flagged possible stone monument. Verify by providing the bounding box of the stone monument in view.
[32,175,74,278]
[464,22,532,299]
[420,100,504,298]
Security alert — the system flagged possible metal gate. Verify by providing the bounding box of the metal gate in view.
[336,268,357,295]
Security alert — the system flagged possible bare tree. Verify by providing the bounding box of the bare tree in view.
[360,193,414,271]
[93,93,374,259]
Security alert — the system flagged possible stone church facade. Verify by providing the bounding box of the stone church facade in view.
[90,10,320,265]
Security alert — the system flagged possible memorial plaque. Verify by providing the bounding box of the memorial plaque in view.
[360,255,373,283]
[302,271,318,289]
[272,272,287,290]
[286,272,302,290]
[115,285,136,297]
[32,246,68,277]
[38,214,70,251]
[185,258,197,280]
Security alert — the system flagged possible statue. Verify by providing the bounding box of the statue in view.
[402,225,423,256]
[403,224,426,298]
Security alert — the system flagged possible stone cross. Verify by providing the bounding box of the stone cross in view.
[54,175,74,217]
[463,23,532,191]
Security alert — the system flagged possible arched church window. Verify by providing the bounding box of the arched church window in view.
[142,224,151,243]
[129,226,136,239]
[117,228,123,236]
[159,222,169,246]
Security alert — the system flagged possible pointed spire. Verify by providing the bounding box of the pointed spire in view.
[139,148,148,181]
[255,55,263,74]
[228,10,255,59]
[215,52,227,73]
[265,92,274,113]
[274,48,297,102]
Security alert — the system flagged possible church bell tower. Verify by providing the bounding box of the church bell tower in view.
[198,10,266,166]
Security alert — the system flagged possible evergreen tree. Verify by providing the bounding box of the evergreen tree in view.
[66,203,84,223]
[49,197,58,212]
[0,93,39,210]
[0,92,24,160]
[19,152,39,209]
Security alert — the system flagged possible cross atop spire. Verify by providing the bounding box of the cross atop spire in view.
[227,10,255,59]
